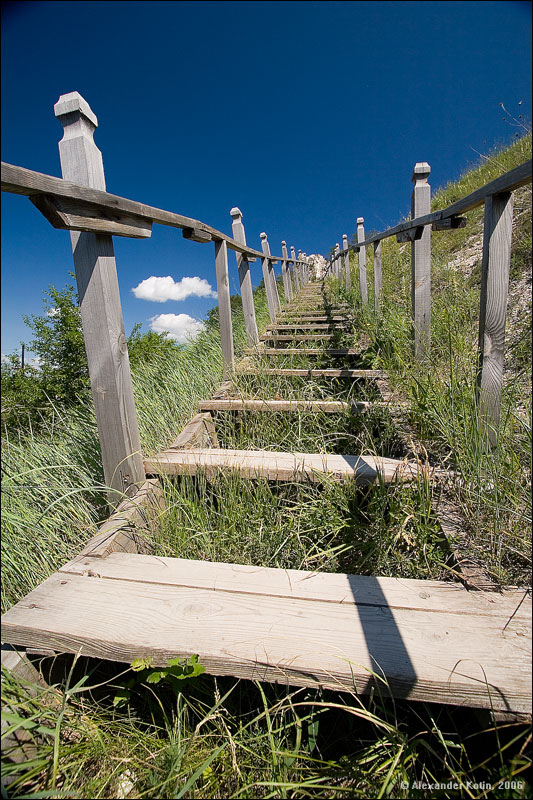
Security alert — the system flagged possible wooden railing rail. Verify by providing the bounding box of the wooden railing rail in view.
[325,157,532,446]
[1,91,311,506]
[1,160,305,266]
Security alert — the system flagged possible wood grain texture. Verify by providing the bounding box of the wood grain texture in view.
[144,447,419,484]
[79,479,164,559]
[214,239,235,376]
[411,164,432,360]
[244,348,361,355]
[2,557,529,711]
[266,323,348,330]
[261,334,336,341]
[243,368,384,377]
[199,399,353,412]
[477,192,514,446]
[356,219,368,304]
[260,234,279,323]
[30,194,153,238]
[230,209,259,346]
[1,162,285,261]
[55,92,145,505]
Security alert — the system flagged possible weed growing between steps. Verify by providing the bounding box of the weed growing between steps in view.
[330,135,532,587]
[151,471,448,581]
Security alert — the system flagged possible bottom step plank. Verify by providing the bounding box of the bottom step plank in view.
[1,554,530,712]
[240,369,384,378]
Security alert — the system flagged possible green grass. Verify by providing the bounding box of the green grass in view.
[2,136,531,798]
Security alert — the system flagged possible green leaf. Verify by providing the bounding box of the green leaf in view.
[112,689,131,707]
[131,657,153,672]
[146,670,166,684]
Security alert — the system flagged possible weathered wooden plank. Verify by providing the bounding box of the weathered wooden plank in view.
[261,334,336,341]
[168,412,219,449]
[411,163,432,359]
[245,368,384,377]
[356,218,368,304]
[266,323,348,330]
[214,239,235,376]
[182,227,212,242]
[79,479,164,559]
[2,560,530,711]
[30,193,153,238]
[59,554,531,619]
[55,92,145,505]
[144,447,420,484]
[477,192,514,446]
[431,216,466,231]
[199,399,353,412]
[244,348,361,355]
[374,240,382,313]
[1,162,286,261]
[5,160,529,255]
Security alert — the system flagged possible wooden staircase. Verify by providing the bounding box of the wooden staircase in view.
[2,279,531,714]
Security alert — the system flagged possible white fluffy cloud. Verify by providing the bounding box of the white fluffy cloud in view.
[132,275,217,303]
[150,313,205,344]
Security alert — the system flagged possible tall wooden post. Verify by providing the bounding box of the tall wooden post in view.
[374,240,382,314]
[290,246,300,292]
[343,234,351,291]
[297,250,304,284]
[356,218,368,304]
[54,91,144,505]
[411,162,431,359]
[214,239,235,377]
[230,207,259,346]
[281,240,293,301]
[260,233,279,321]
[477,192,514,446]
[335,243,341,279]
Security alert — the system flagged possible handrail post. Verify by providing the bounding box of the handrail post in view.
[356,217,368,304]
[260,233,279,321]
[298,250,304,284]
[374,240,382,313]
[411,162,431,359]
[54,91,145,506]
[333,243,339,279]
[214,239,235,377]
[343,234,351,291]
[281,240,293,300]
[290,246,300,292]
[476,191,514,446]
[230,207,259,346]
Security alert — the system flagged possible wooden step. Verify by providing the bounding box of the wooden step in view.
[240,369,384,378]
[261,334,336,341]
[2,553,529,712]
[266,324,349,331]
[199,399,361,413]
[244,348,362,355]
[278,316,348,322]
[144,447,419,483]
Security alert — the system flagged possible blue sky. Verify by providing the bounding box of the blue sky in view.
[2,0,531,355]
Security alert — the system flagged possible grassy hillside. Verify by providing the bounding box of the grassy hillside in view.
[2,136,531,798]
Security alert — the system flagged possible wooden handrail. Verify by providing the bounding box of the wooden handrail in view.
[1,161,289,262]
[329,159,532,258]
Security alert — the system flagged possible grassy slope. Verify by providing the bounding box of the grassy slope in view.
[2,137,531,798]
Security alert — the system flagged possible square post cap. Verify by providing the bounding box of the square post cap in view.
[54,91,98,126]
[357,217,364,225]
[260,232,268,240]
[412,162,431,182]
[230,207,242,219]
